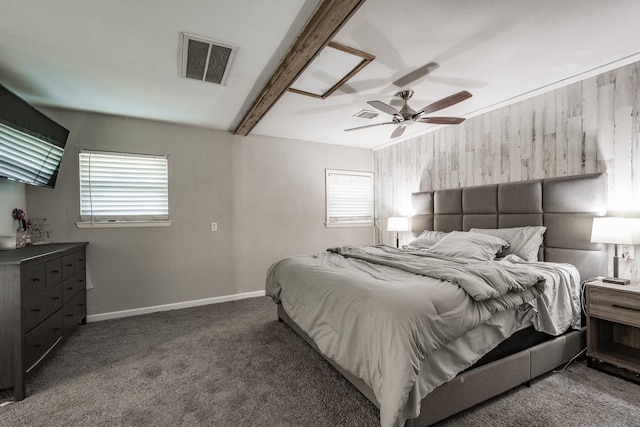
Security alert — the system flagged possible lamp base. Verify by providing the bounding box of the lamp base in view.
[602,277,631,285]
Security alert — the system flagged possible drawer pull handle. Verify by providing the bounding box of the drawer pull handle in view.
[78,258,84,262]
[66,264,74,267]
[54,328,60,332]
[33,308,41,313]
[77,279,85,282]
[78,303,85,307]
[612,304,640,313]
[52,297,60,301]
[52,270,59,274]
[66,287,74,290]
[32,278,41,282]
[66,314,74,318]
[34,344,41,349]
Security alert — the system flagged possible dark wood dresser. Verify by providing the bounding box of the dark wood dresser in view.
[0,242,88,400]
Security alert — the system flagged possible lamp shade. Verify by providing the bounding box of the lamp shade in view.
[387,217,409,232]
[591,217,640,245]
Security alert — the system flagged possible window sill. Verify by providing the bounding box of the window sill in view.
[75,220,172,229]
[325,223,374,228]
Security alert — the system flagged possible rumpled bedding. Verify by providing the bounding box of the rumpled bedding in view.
[265,245,581,427]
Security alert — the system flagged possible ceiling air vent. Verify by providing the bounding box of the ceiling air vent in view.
[354,109,380,120]
[180,33,237,85]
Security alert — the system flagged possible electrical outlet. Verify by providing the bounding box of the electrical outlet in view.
[621,244,635,260]
[210,222,218,232]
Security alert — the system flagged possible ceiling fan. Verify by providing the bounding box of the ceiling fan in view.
[345,90,472,139]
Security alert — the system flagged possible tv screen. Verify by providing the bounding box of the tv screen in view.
[0,84,69,188]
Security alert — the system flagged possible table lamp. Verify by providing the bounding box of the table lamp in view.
[387,217,409,248]
[590,217,640,285]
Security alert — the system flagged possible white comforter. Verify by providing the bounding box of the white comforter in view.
[265,246,581,427]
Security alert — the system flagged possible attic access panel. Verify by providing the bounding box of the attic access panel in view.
[288,42,374,99]
[180,32,238,85]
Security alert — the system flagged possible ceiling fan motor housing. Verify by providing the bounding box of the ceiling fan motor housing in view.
[396,91,419,122]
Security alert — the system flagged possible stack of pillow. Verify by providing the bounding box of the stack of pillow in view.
[405,226,547,262]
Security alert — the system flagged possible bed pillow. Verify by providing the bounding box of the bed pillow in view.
[469,226,547,261]
[426,231,509,261]
[406,230,449,249]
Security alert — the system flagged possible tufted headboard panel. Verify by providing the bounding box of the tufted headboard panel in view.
[411,173,608,280]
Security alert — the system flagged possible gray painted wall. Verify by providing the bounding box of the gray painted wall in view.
[0,179,25,236]
[22,109,373,315]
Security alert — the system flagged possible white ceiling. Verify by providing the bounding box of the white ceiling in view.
[2,0,640,150]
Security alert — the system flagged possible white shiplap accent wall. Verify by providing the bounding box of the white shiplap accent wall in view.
[374,61,640,281]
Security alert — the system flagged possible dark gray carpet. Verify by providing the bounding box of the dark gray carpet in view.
[1,296,639,426]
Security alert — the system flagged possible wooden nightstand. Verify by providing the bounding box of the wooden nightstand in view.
[586,280,640,380]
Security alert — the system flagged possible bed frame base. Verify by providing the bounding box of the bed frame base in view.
[277,304,586,427]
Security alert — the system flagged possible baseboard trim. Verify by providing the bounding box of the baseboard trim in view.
[86,290,266,322]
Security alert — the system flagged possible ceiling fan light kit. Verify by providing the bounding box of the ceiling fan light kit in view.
[345,89,472,139]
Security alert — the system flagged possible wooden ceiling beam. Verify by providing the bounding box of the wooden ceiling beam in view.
[233,0,366,136]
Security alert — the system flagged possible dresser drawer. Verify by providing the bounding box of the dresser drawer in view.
[45,258,62,286]
[74,251,86,273]
[23,284,63,332]
[62,253,76,279]
[589,286,640,328]
[21,263,46,299]
[63,290,86,339]
[62,270,86,303]
[24,310,62,372]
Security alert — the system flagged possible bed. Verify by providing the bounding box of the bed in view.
[266,172,608,427]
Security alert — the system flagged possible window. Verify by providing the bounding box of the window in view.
[325,169,374,227]
[77,150,170,228]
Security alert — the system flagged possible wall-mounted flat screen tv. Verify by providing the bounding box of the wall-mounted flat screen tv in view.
[0,84,69,188]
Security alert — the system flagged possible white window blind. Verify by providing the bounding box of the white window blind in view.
[0,122,64,187]
[325,169,374,227]
[79,150,169,222]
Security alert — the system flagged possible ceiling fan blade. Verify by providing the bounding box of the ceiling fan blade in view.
[392,62,440,87]
[367,100,401,116]
[390,126,406,138]
[420,117,466,125]
[344,122,396,132]
[416,91,472,115]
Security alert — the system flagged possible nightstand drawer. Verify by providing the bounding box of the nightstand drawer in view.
[589,287,640,328]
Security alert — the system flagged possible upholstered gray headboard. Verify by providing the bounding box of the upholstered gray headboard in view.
[411,173,608,281]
